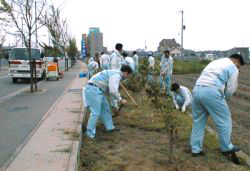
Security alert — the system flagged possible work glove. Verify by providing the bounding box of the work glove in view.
[120,99,128,105]
[181,105,186,112]
[175,104,179,110]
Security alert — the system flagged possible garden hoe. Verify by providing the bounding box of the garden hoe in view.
[120,83,138,107]
[112,83,138,118]
[112,104,124,118]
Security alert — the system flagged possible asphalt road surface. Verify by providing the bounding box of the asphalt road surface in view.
[0,62,81,167]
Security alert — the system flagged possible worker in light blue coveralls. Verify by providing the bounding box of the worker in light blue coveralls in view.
[160,50,174,96]
[87,59,99,79]
[88,56,94,64]
[147,52,155,82]
[122,52,135,73]
[85,65,133,139]
[110,43,124,70]
[100,52,110,70]
[171,83,192,112]
[190,54,244,158]
[109,43,125,109]
[132,51,139,73]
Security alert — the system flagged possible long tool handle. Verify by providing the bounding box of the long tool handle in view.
[120,83,138,106]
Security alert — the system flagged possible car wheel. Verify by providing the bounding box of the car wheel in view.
[41,70,46,80]
[12,78,17,83]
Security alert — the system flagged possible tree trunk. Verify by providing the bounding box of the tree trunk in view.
[140,90,144,114]
[169,131,175,163]
[66,58,68,71]
[34,59,37,91]
[29,33,34,93]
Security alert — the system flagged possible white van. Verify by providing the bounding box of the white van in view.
[204,54,214,61]
[8,47,46,83]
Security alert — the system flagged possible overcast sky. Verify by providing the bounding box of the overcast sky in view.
[52,0,250,51]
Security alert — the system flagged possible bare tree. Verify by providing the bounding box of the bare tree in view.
[42,5,71,70]
[66,37,78,66]
[0,0,47,92]
[0,30,6,69]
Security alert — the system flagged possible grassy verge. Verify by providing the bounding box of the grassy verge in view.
[173,60,209,74]
[80,90,249,170]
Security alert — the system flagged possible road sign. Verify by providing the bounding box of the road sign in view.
[81,39,86,59]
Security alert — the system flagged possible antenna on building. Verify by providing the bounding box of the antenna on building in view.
[145,40,147,52]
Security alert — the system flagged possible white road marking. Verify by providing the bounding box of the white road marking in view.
[0,76,8,79]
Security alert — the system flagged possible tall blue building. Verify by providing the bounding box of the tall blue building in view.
[88,27,103,57]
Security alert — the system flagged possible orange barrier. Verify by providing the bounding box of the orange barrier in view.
[47,62,58,71]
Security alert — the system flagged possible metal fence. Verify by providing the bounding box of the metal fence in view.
[0,58,8,66]
[58,58,72,72]
[0,58,8,70]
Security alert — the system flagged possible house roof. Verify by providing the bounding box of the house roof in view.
[159,39,181,49]
[170,46,183,51]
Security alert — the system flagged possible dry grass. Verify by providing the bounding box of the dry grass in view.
[79,90,250,171]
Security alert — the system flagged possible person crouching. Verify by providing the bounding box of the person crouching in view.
[171,83,192,112]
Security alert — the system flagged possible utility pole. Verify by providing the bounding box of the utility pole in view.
[21,17,24,47]
[180,10,184,60]
[35,1,38,47]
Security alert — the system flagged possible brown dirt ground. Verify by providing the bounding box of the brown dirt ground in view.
[173,65,250,156]
[79,64,250,171]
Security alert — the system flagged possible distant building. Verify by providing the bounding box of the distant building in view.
[158,38,182,57]
[135,48,147,57]
[228,47,250,63]
[102,47,108,53]
[171,47,183,57]
[184,49,197,57]
[158,39,180,52]
[81,34,88,59]
[88,27,103,57]
[136,48,145,53]
[0,46,14,59]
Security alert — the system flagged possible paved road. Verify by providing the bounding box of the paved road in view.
[0,69,29,99]
[0,69,8,78]
[0,62,81,167]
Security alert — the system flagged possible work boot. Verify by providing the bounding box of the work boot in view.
[222,146,241,165]
[105,128,120,133]
[222,146,241,155]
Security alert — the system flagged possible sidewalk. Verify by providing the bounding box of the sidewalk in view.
[5,62,88,171]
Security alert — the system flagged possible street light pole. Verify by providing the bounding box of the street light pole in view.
[180,10,184,60]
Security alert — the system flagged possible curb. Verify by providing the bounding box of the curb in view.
[67,61,88,171]
[67,105,85,171]
[5,61,88,171]
[2,72,76,171]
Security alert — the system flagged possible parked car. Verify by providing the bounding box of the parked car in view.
[204,54,214,61]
